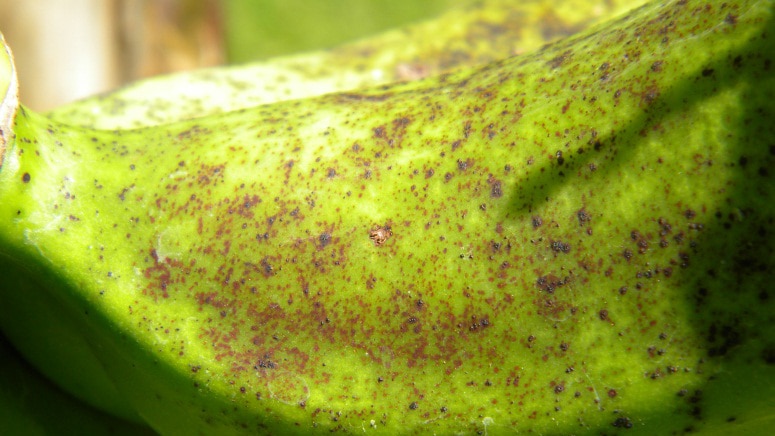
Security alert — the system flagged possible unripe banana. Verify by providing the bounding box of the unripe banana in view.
[0,333,156,435]
[1,0,773,435]
[46,0,648,130]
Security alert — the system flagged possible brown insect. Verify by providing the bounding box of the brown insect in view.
[369,225,392,246]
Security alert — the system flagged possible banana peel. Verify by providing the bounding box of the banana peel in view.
[0,333,156,435]
[0,0,774,434]
[46,0,648,130]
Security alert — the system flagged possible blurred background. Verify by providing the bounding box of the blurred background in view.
[0,0,469,111]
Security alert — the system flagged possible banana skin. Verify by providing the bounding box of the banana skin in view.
[46,0,648,130]
[0,0,774,434]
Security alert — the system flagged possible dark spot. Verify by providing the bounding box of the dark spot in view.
[425,169,434,179]
[612,417,633,429]
[22,173,31,183]
[577,209,591,226]
[554,383,565,394]
[551,241,571,253]
[319,233,332,248]
[701,68,714,77]
[532,216,543,228]
[725,13,738,25]
[536,274,566,293]
[650,61,663,72]
[599,309,609,321]
[488,176,503,198]
[409,402,419,410]
[555,150,565,165]
[327,168,336,178]
[608,389,617,398]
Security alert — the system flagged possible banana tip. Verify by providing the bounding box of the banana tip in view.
[0,31,19,166]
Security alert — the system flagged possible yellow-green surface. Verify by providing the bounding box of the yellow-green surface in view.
[48,0,647,130]
[0,0,773,434]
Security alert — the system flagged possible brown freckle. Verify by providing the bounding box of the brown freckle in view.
[532,216,543,228]
[608,389,617,398]
[326,168,336,178]
[554,383,565,394]
[409,402,419,410]
[425,169,434,178]
[599,309,609,321]
[725,13,738,25]
[22,173,31,183]
[623,249,633,260]
[619,286,628,295]
[650,61,663,72]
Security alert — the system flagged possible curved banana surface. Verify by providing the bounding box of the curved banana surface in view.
[0,0,773,435]
[46,0,647,130]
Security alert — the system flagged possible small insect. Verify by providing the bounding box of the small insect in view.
[369,225,393,246]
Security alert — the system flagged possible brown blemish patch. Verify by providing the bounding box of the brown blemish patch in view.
[369,224,393,246]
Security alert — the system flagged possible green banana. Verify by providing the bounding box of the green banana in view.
[0,332,156,435]
[46,0,647,130]
[1,0,774,435]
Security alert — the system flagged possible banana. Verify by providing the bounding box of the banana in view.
[0,333,156,435]
[1,0,774,435]
[46,0,647,130]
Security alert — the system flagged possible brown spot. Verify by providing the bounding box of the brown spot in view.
[489,179,503,198]
[369,225,393,246]
[599,309,609,321]
[22,173,31,183]
[319,233,332,248]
